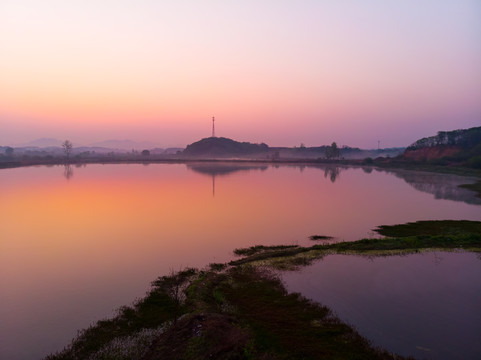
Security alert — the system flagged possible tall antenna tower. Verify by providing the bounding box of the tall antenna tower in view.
[212,116,215,137]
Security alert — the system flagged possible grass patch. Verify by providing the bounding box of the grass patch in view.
[48,266,403,359]
[331,234,481,252]
[373,220,481,237]
[47,220,480,359]
[46,286,182,359]
[219,266,399,359]
[233,244,299,256]
[309,235,334,241]
[230,220,481,268]
[208,262,228,272]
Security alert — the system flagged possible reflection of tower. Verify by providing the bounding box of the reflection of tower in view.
[212,116,215,137]
[212,174,216,197]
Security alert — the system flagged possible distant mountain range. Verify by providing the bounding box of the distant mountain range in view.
[90,139,160,150]
[18,138,164,150]
[20,138,63,147]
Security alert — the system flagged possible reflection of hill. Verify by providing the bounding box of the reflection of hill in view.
[382,169,481,205]
[186,163,268,176]
[187,163,345,184]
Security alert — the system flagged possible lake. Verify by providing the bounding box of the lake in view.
[0,163,480,359]
[283,252,481,360]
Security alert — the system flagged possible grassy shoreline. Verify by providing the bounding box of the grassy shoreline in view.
[229,220,481,269]
[46,220,480,360]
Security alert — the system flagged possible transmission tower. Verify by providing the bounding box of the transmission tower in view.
[211,116,215,137]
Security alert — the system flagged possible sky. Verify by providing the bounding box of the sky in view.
[1,0,480,149]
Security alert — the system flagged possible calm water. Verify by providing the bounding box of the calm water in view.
[0,163,480,359]
[283,252,481,360]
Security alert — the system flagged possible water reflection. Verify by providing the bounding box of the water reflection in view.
[324,166,340,182]
[282,251,481,360]
[61,162,478,204]
[63,164,73,180]
[186,163,268,176]
[62,163,87,180]
[1,163,479,359]
[379,169,481,205]
[186,163,269,197]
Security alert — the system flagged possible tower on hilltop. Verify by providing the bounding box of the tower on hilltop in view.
[212,116,215,138]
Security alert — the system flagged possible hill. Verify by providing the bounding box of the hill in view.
[402,126,481,168]
[183,137,269,157]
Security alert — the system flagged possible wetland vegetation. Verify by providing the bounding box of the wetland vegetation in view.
[46,220,480,360]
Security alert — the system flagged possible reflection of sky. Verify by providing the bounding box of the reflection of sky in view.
[0,163,480,359]
[1,1,480,147]
[283,252,481,360]
[381,168,481,205]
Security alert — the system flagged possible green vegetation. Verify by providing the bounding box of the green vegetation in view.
[46,220,480,360]
[374,220,481,237]
[230,220,481,269]
[309,235,334,241]
[233,244,299,256]
[47,267,402,360]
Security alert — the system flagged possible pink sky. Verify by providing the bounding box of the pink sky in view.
[1,1,480,148]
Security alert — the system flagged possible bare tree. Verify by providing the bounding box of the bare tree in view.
[62,140,73,160]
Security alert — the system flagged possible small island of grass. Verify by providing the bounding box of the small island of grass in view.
[309,235,334,241]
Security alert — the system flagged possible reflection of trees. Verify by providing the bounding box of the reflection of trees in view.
[324,166,340,183]
[379,169,481,205]
[63,164,73,180]
[279,164,345,182]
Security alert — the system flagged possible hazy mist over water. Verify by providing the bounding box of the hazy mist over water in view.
[0,163,480,359]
